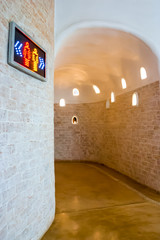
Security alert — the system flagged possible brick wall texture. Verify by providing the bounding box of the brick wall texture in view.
[0,1,55,240]
[55,81,160,192]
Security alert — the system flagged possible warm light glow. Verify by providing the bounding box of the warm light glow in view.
[106,100,110,109]
[111,92,115,103]
[32,48,39,72]
[121,78,127,89]
[73,88,79,96]
[72,116,78,124]
[93,85,100,94]
[132,92,139,106]
[59,98,66,107]
[140,67,147,80]
[23,42,31,67]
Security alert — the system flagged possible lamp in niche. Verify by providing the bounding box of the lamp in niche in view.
[93,85,100,94]
[59,98,66,107]
[73,88,79,96]
[72,116,78,124]
[121,78,127,89]
[132,92,139,106]
[106,100,110,109]
[111,92,115,103]
[140,67,147,80]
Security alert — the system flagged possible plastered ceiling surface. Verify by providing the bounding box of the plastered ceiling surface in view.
[54,28,159,104]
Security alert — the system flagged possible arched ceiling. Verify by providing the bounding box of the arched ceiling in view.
[55,0,160,62]
[54,27,159,104]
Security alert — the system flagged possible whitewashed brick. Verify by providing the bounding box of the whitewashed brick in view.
[5,99,17,111]
[0,109,7,121]
[55,81,160,192]
[4,166,16,179]
[0,133,7,145]
[0,226,7,240]
[0,0,55,240]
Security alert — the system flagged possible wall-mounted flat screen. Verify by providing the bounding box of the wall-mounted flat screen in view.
[8,22,46,81]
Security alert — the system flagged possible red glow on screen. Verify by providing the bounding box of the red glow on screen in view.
[23,42,31,67]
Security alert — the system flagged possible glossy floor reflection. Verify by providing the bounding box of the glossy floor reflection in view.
[41,162,160,240]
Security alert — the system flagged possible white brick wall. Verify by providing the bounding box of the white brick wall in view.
[55,82,160,192]
[0,1,55,239]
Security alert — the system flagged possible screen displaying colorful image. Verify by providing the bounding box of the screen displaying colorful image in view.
[14,27,46,78]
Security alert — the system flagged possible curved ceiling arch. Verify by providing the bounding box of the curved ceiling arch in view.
[55,20,160,63]
[54,27,159,104]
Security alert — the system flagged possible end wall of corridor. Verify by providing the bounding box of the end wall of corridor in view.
[55,81,160,192]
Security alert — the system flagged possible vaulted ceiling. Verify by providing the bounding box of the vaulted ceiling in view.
[54,0,160,104]
[54,28,159,103]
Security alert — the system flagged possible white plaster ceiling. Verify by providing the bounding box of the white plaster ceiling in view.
[54,0,160,104]
[54,28,159,103]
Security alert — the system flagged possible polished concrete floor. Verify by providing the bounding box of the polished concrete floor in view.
[42,162,160,240]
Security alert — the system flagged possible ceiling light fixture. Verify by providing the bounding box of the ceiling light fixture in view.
[140,67,147,80]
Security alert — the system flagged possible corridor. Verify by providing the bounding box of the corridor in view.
[42,162,160,240]
[1,1,160,239]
